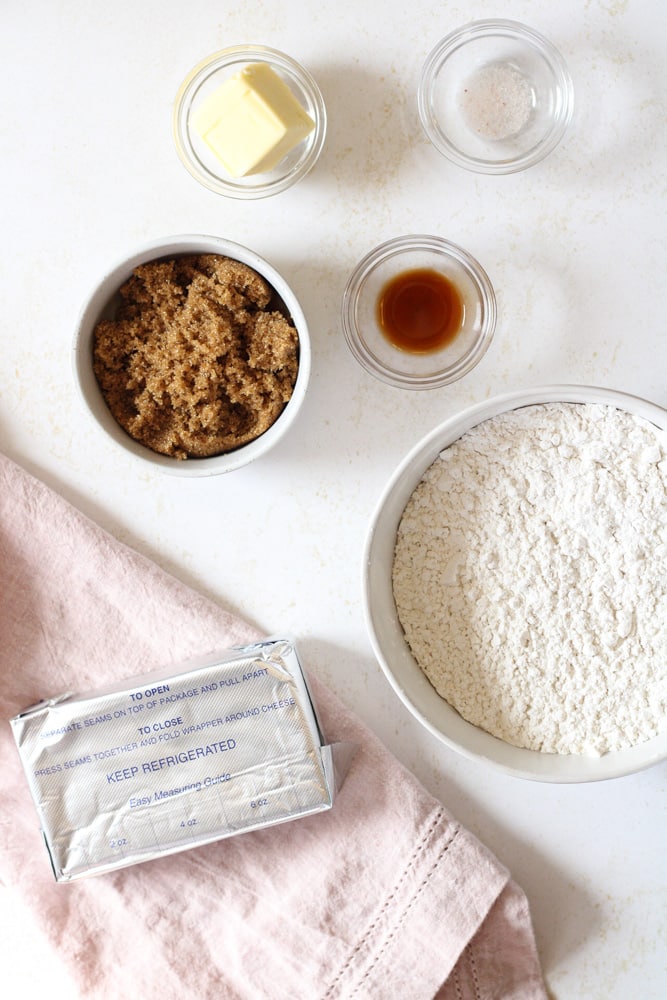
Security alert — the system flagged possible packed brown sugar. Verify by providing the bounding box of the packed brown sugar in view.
[92,254,299,459]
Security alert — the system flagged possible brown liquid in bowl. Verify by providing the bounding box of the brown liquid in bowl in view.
[377,268,463,354]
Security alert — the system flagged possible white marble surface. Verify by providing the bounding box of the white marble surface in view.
[1,1,666,997]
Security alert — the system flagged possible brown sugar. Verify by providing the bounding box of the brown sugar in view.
[92,254,300,459]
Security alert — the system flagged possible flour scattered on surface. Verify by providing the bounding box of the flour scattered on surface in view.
[392,403,667,755]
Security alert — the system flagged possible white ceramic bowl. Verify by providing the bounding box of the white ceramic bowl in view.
[73,235,311,477]
[363,385,667,782]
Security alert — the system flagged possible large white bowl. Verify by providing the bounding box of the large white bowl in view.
[73,235,311,477]
[363,385,667,782]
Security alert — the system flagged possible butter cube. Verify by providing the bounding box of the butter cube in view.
[193,63,316,177]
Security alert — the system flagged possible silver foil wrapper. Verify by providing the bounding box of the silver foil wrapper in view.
[11,637,339,881]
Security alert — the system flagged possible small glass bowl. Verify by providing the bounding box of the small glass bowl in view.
[173,45,327,199]
[418,19,574,174]
[341,235,496,390]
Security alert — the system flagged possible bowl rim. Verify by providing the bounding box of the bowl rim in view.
[172,44,327,199]
[72,234,311,477]
[341,234,497,389]
[363,384,667,782]
[418,18,575,175]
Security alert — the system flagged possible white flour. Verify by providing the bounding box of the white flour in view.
[392,403,667,755]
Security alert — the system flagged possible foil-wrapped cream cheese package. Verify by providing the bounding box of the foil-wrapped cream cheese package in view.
[11,638,339,882]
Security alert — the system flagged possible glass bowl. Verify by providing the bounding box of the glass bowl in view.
[341,235,496,389]
[418,19,574,174]
[72,234,311,477]
[173,45,327,199]
[363,385,667,782]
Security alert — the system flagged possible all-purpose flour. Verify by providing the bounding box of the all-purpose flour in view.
[392,403,667,755]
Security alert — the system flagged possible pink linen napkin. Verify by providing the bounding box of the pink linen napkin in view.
[0,452,547,999]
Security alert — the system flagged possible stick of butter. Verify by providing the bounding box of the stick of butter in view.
[193,63,316,177]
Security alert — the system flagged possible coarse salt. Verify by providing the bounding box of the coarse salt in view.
[460,62,533,141]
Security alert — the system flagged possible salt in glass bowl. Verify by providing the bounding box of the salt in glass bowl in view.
[72,234,311,477]
[418,19,574,174]
[363,385,667,782]
[173,45,327,199]
[341,235,496,389]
